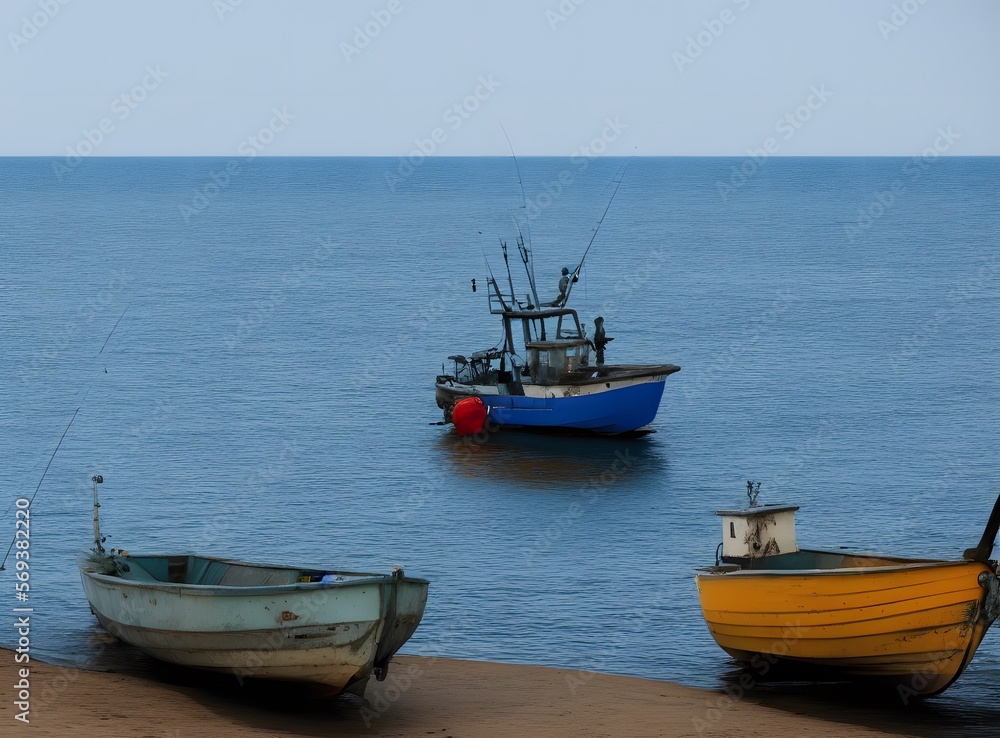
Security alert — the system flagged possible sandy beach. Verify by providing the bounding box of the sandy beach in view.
[0,649,921,738]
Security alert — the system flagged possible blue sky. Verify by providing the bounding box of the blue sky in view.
[3,0,998,155]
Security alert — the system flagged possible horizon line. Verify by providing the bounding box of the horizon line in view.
[2,154,999,159]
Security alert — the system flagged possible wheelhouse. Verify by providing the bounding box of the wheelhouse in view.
[504,308,592,385]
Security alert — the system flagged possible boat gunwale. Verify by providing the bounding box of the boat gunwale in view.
[435,365,678,392]
[560,364,680,385]
[80,570,430,597]
[78,553,430,596]
[695,549,990,579]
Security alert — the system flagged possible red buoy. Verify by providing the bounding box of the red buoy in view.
[452,396,487,436]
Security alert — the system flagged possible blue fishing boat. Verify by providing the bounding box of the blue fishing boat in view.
[435,162,680,436]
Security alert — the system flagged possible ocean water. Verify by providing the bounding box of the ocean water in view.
[1,156,999,735]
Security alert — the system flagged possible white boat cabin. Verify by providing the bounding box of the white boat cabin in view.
[715,504,800,559]
[513,308,592,385]
[443,307,593,388]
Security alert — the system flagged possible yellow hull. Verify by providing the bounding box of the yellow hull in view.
[696,558,995,696]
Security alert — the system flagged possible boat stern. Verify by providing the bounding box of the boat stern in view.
[372,571,429,680]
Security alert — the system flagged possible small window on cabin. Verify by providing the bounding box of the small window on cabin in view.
[729,522,736,538]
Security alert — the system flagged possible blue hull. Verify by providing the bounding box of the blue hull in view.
[481,380,666,434]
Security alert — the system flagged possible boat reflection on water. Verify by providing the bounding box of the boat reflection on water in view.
[435,427,666,489]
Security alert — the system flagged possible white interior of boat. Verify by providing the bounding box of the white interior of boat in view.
[95,554,381,587]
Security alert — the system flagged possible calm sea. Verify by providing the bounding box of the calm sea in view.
[1,156,999,735]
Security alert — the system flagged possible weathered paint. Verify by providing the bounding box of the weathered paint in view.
[716,505,800,560]
[79,554,428,695]
[696,555,996,696]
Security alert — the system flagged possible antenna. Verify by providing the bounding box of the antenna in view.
[481,250,510,313]
[500,123,541,311]
[511,216,540,311]
[500,239,517,308]
[562,158,632,306]
[92,474,105,553]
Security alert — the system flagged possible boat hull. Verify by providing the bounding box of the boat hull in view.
[436,372,668,434]
[696,558,996,696]
[80,556,428,695]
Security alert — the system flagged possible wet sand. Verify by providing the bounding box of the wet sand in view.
[0,649,922,737]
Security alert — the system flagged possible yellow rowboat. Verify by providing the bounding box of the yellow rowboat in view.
[695,484,1000,699]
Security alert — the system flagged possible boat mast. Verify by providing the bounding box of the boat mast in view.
[501,124,542,313]
[482,252,510,313]
[92,474,105,553]
[513,223,540,310]
[500,239,518,309]
[562,159,632,307]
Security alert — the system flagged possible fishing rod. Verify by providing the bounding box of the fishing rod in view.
[481,249,510,313]
[511,218,539,310]
[98,264,158,356]
[500,123,533,252]
[562,158,633,307]
[0,254,166,568]
[99,305,129,354]
[500,123,541,311]
[0,408,80,571]
[0,292,136,570]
